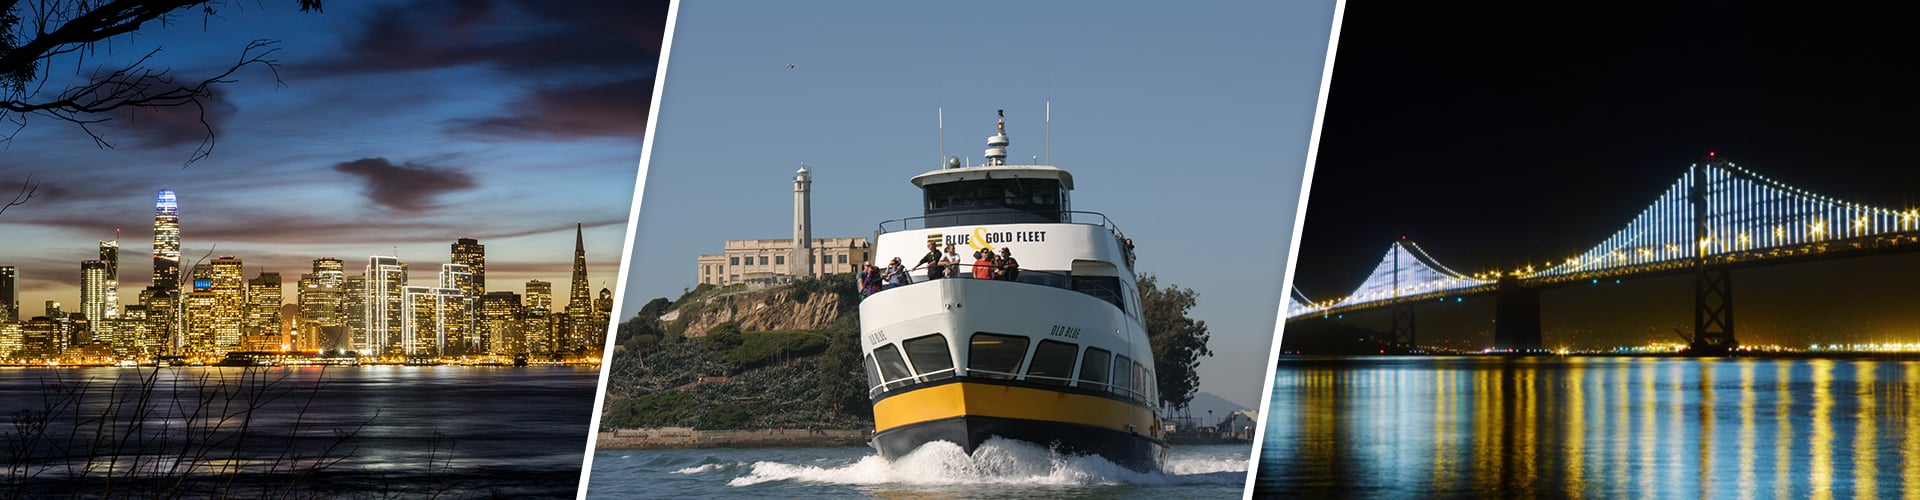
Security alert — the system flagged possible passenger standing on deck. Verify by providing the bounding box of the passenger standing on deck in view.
[998,247,1020,281]
[910,241,944,282]
[883,258,907,288]
[944,244,963,278]
[973,250,996,279]
[860,261,882,296]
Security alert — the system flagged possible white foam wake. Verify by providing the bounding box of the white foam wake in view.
[720,438,1245,487]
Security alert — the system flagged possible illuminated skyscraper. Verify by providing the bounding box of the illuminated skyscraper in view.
[151,189,181,291]
[341,275,366,352]
[565,223,592,354]
[204,257,247,348]
[297,258,346,352]
[364,256,406,355]
[524,280,553,354]
[452,238,485,295]
[479,291,523,354]
[81,260,111,344]
[139,287,176,354]
[245,272,281,351]
[525,280,552,310]
[0,265,17,323]
[99,238,118,321]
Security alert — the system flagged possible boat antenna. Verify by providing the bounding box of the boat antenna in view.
[938,106,946,169]
[1045,100,1051,165]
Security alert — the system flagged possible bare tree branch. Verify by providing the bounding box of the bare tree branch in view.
[0,1,318,165]
[0,173,36,215]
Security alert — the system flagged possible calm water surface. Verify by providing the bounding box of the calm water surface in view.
[587,440,1251,498]
[0,365,597,498]
[1256,356,1920,498]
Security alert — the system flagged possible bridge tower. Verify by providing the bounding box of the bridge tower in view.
[1689,160,1738,354]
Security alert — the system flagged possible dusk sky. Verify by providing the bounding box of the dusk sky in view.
[1293,2,1920,349]
[621,0,1337,410]
[0,1,666,315]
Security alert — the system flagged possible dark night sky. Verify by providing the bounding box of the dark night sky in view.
[1294,2,1920,348]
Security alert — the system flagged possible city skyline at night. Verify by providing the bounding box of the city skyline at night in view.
[0,1,655,323]
[0,188,612,361]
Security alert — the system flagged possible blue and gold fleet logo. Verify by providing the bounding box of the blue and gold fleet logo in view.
[936,227,1047,252]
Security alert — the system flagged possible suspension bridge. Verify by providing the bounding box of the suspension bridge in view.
[1287,158,1920,354]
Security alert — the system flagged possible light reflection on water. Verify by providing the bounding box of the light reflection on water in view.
[1256,356,1920,498]
[0,365,597,497]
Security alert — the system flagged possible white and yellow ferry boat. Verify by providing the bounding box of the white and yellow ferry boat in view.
[859,111,1165,472]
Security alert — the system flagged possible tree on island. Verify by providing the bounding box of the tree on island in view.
[1140,274,1213,413]
[0,0,323,213]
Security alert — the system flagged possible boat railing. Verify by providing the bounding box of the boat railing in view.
[862,263,1138,313]
[876,210,1126,237]
[867,370,1150,403]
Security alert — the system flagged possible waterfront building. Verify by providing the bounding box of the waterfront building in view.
[342,275,367,353]
[245,272,282,352]
[0,265,16,323]
[81,260,111,343]
[206,257,246,348]
[364,256,406,355]
[479,291,523,354]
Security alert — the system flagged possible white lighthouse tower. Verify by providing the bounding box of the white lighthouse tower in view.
[793,164,813,278]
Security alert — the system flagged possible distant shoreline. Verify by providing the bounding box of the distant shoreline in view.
[595,428,868,450]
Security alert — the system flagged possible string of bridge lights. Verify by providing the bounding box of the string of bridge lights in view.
[1288,161,1920,319]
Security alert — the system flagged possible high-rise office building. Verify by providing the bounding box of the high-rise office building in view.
[452,238,485,295]
[402,284,470,356]
[99,238,118,320]
[565,223,593,354]
[117,305,148,356]
[525,280,552,310]
[81,260,111,345]
[479,291,523,354]
[342,275,366,353]
[139,287,176,354]
[0,265,18,323]
[151,189,181,291]
[205,257,246,348]
[364,256,406,355]
[524,279,553,355]
[299,258,346,352]
[183,289,216,352]
[245,272,281,351]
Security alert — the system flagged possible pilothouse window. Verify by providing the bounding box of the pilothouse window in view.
[968,332,1030,379]
[924,178,1062,212]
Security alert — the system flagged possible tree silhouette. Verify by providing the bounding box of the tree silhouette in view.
[1140,273,1212,412]
[0,0,323,174]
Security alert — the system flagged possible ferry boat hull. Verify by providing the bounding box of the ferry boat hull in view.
[860,271,1166,472]
[869,379,1166,471]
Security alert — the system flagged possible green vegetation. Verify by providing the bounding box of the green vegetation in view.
[1140,274,1213,412]
[602,276,869,430]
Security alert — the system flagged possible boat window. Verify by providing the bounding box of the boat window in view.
[863,354,881,390]
[1132,361,1149,404]
[1111,355,1133,397]
[1024,340,1078,386]
[873,344,913,388]
[1072,275,1125,311]
[925,178,1061,212]
[903,333,955,381]
[968,332,1030,379]
[1078,347,1111,389]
